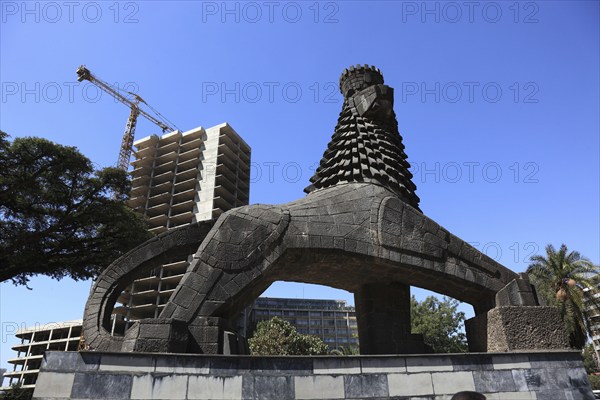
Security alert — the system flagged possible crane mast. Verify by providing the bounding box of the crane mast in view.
[76,65,178,171]
[119,101,140,171]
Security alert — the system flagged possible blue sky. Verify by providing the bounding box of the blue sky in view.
[1,1,598,372]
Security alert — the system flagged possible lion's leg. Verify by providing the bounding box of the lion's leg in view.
[127,205,290,354]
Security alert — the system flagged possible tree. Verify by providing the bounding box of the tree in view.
[583,343,598,374]
[411,295,468,353]
[0,132,153,286]
[248,317,328,355]
[526,244,599,349]
[1,384,33,400]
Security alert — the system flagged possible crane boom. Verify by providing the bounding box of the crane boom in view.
[76,65,178,171]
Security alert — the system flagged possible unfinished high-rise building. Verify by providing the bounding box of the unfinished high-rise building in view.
[127,123,251,234]
[1,123,251,392]
[1,321,83,391]
[111,123,251,334]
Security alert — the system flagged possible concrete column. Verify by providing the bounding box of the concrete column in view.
[355,282,429,354]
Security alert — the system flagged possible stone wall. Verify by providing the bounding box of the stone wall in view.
[33,351,592,400]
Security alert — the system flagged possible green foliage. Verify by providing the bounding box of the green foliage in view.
[526,244,600,349]
[0,132,153,286]
[583,344,598,374]
[248,317,328,355]
[1,384,33,400]
[411,295,468,353]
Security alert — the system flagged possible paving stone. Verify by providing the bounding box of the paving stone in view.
[71,372,132,399]
[528,352,582,369]
[474,370,516,392]
[511,369,531,391]
[567,367,591,388]
[130,374,188,399]
[187,375,242,400]
[431,371,475,394]
[388,373,434,396]
[406,356,454,373]
[98,354,156,372]
[451,354,494,371]
[33,372,75,398]
[42,352,101,372]
[251,357,312,375]
[314,358,361,374]
[535,390,569,400]
[209,357,254,375]
[294,375,344,399]
[483,392,537,400]
[253,376,294,400]
[155,356,210,374]
[538,367,572,389]
[343,374,388,399]
[492,354,531,370]
[361,357,407,373]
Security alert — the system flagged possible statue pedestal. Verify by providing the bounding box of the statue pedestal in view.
[465,306,569,352]
[355,283,430,354]
[32,350,591,400]
[121,317,243,355]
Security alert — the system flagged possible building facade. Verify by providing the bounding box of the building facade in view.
[111,123,251,334]
[240,297,359,350]
[1,321,82,390]
[584,286,600,366]
[128,123,251,234]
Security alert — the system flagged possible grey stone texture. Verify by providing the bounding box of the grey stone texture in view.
[33,351,594,400]
[82,65,560,355]
[305,65,420,211]
[355,282,430,354]
[495,274,540,307]
[465,306,569,352]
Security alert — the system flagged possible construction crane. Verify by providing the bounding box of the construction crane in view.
[76,65,180,171]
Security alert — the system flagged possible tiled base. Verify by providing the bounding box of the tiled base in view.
[32,351,593,400]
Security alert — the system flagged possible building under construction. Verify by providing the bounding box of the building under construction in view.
[1,122,251,391]
[2,321,82,391]
[127,123,250,234]
[111,123,251,333]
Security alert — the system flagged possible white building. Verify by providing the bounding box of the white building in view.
[584,286,600,366]
[127,123,250,234]
[1,320,82,391]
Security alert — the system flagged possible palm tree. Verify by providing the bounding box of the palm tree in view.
[526,244,600,349]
